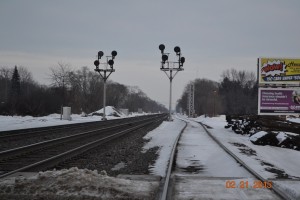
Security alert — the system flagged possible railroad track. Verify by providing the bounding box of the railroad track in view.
[157,116,290,200]
[0,114,167,179]
[0,115,160,151]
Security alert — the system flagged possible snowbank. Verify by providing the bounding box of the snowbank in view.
[0,106,149,132]
[287,117,300,124]
[90,106,126,117]
[0,114,102,132]
[0,167,159,200]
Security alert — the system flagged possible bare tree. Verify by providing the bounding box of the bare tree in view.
[177,79,221,116]
[0,66,11,104]
[49,62,72,118]
[219,69,257,115]
[18,66,34,84]
[49,62,72,88]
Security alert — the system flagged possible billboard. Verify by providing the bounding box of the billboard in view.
[258,58,300,84]
[258,88,300,115]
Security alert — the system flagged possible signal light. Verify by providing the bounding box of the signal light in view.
[162,54,168,63]
[98,51,104,59]
[111,50,117,59]
[94,60,100,67]
[174,46,181,54]
[181,57,185,64]
[159,44,165,54]
[108,59,114,67]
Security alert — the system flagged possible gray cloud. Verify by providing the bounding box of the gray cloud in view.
[1,0,300,107]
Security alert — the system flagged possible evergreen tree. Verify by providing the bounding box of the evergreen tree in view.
[10,66,21,115]
[11,66,21,95]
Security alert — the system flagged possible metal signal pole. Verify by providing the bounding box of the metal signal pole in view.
[93,50,117,120]
[159,44,185,121]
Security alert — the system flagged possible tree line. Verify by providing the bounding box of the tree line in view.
[0,64,167,116]
[177,69,258,116]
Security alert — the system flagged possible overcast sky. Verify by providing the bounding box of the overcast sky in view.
[1,0,300,108]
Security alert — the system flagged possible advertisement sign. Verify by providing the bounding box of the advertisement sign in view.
[258,88,300,115]
[258,58,300,84]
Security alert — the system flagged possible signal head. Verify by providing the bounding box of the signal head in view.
[162,54,168,63]
[174,46,181,54]
[180,57,185,64]
[159,44,165,53]
[94,60,100,67]
[111,50,117,58]
[108,59,114,67]
[98,51,104,59]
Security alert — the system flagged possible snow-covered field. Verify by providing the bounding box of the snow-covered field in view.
[0,106,147,132]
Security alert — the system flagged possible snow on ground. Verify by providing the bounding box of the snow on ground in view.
[0,106,144,132]
[142,114,300,180]
[287,116,300,124]
[192,114,300,200]
[1,112,299,199]
[174,118,253,177]
[173,177,281,200]
[142,118,186,177]
[0,167,158,199]
[249,131,268,143]
[194,115,300,180]
[143,115,300,199]
[0,114,100,132]
[90,106,126,117]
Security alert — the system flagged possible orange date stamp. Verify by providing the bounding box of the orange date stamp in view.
[225,180,272,189]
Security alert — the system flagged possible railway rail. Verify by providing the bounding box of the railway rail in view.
[157,116,291,200]
[0,114,167,179]
[0,115,162,151]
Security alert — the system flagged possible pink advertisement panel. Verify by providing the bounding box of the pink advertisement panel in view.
[258,88,300,115]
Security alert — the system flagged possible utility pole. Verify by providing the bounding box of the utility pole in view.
[188,83,195,117]
[213,90,217,117]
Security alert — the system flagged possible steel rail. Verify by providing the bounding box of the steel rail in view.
[0,114,167,179]
[0,114,165,161]
[158,115,287,200]
[157,118,188,200]
[198,120,290,200]
[0,115,158,139]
